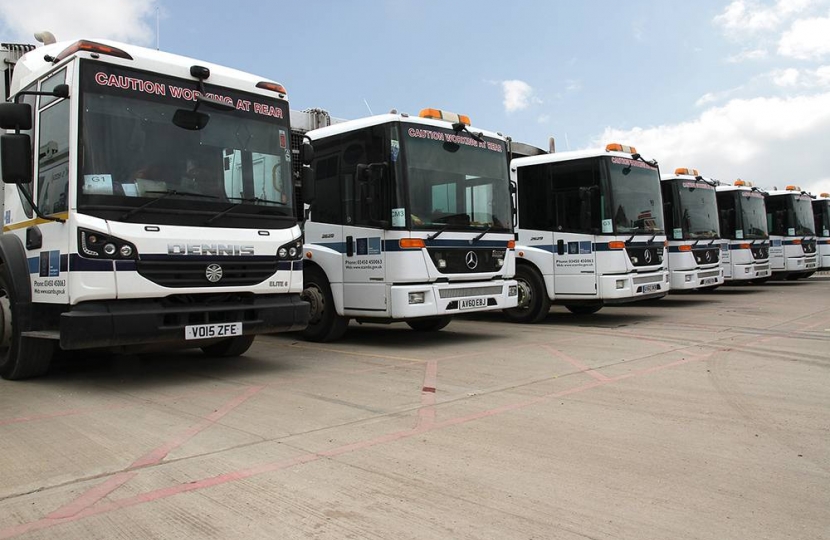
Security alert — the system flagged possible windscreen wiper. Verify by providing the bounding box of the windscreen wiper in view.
[630,153,659,168]
[472,226,492,243]
[427,223,451,241]
[205,196,284,224]
[120,189,218,220]
[451,121,484,143]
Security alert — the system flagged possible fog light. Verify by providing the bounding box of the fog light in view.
[103,243,116,256]
[119,245,133,257]
[409,292,425,304]
[508,285,518,296]
[745,267,751,273]
[616,279,625,289]
[496,258,504,267]
[685,275,693,282]
[630,256,639,264]
[438,259,447,269]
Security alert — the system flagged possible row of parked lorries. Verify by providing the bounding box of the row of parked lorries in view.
[0,37,826,379]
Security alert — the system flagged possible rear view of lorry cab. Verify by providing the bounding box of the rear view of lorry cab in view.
[765,186,817,280]
[660,168,723,291]
[715,180,771,283]
[507,143,669,323]
[292,108,518,341]
[812,192,830,270]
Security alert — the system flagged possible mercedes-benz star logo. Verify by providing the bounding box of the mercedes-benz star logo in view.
[705,251,712,263]
[465,251,479,270]
[206,263,224,283]
[643,249,653,264]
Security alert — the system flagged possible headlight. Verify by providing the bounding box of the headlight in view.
[78,229,138,260]
[277,237,303,260]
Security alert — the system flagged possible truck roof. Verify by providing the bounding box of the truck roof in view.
[9,38,286,99]
[511,147,650,168]
[300,112,507,142]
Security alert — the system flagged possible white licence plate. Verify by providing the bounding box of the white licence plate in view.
[185,322,243,341]
[701,277,719,285]
[459,297,487,310]
[642,283,661,293]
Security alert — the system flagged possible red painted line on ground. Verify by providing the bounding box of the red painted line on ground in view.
[31,385,264,524]
[416,360,438,429]
[0,352,720,538]
[540,344,611,382]
[45,472,135,520]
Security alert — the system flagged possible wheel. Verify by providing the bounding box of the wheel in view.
[698,285,721,292]
[0,264,53,380]
[565,304,602,315]
[802,271,815,279]
[201,335,255,357]
[300,266,348,342]
[407,316,452,332]
[750,277,771,285]
[503,265,550,323]
[786,274,801,281]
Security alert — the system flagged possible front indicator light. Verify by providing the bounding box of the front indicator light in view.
[409,292,425,304]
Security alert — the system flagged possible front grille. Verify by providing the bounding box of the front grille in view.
[699,269,721,279]
[438,285,504,299]
[692,248,720,265]
[137,258,278,288]
[633,275,662,285]
[427,248,504,274]
[751,246,769,259]
[754,264,770,272]
[627,246,663,267]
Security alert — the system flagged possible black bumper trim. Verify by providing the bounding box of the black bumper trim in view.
[60,294,309,349]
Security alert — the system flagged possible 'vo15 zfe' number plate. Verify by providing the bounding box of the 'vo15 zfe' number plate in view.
[185,322,243,340]
[459,297,487,310]
[641,284,661,293]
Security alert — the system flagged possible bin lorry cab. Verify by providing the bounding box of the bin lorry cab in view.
[714,180,771,283]
[764,185,817,279]
[811,192,830,270]
[291,108,518,341]
[660,168,724,291]
[506,142,669,323]
[0,39,309,379]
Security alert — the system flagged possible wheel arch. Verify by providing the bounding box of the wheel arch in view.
[302,259,345,316]
[0,234,34,329]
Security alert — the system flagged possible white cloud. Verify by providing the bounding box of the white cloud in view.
[501,80,540,113]
[714,0,821,36]
[726,48,768,63]
[772,67,800,86]
[593,92,830,193]
[778,13,830,59]
[565,79,582,92]
[695,86,744,107]
[0,0,158,46]
[537,114,550,124]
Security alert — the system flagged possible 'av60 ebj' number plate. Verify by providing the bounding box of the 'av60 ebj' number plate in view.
[185,322,243,340]
[642,284,661,293]
[459,297,487,310]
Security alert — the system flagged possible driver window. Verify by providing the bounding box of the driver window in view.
[37,98,70,215]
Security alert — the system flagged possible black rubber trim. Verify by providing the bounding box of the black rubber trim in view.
[0,234,33,331]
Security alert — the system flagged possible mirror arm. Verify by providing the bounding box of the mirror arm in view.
[17,185,65,223]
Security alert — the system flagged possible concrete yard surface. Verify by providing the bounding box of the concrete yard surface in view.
[1,278,829,539]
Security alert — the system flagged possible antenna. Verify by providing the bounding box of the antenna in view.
[156,7,160,50]
[363,99,374,116]
[564,132,571,151]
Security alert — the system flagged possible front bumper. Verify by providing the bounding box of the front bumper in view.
[725,262,770,282]
[388,280,518,319]
[60,293,309,350]
[669,267,724,290]
[597,270,669,302]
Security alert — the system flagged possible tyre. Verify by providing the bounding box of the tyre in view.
[698,285,721,292]
[0,264,53,380]
[565,304,602,315]
[750,277,771,285]
[201,335,255,357]
[407,316,452,332]
[786,273,801,281]
[300,266,349,342]
[503,265,550,324]
[802,271,815,279]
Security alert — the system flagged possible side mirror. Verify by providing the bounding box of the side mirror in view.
[1,133,33,183]
[52,84,70,99]
[172,109,210,130]
[301,166,315,203]
[301,140,314,164]
[0,103,33,131]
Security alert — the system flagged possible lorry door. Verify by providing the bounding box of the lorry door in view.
[552,231,598,295]
[340,145,388,314]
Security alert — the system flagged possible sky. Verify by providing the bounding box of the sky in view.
[1,0,829,194]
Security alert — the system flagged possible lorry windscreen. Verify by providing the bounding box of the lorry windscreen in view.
[675,181,719,239]
[78,61,294,228]
[402,123,511,232]
[791,195,815,235]
[814,200,830,237]
[739,192,768,239]
[606,157,664,234]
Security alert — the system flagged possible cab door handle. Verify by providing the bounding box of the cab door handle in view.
[346,236,354,257]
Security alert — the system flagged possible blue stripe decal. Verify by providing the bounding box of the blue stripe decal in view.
[70,254,115,272]
[315,242,348,254]
[26,254,69,274]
